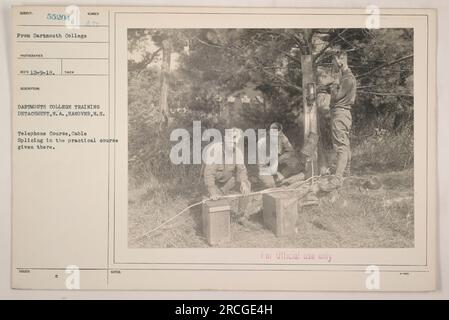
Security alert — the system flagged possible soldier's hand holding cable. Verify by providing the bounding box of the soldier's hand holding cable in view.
[240,181,251,196]
[209,188,223,201]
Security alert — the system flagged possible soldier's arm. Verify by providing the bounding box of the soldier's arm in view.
[331,76,355,103]
[280,133,295,155]
[203,164,222,197]
[236,164,251,190]
[257,138,269,169]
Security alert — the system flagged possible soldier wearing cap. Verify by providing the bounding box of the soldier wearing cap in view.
[321,50,356,191]
[203,128,254,228]
[257,122,301,188]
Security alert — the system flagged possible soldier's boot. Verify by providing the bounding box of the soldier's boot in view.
[318,175,344,193]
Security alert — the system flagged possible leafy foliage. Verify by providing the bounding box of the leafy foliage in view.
[128,28,414,184]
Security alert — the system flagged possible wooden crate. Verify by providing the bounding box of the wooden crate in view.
[202,199,231,245]
[262,192,298,237]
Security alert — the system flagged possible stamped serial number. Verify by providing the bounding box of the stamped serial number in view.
[46,13,70,21]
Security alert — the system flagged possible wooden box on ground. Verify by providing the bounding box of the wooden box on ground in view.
[202,199,231,245]
[262,192,298,237]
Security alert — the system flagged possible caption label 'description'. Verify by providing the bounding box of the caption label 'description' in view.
[16,130,117,150]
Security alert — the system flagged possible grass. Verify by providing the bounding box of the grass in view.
[128,131,414,248]
[351,128,413,174]
[128,169,414,248]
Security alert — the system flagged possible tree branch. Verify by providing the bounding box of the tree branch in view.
[194,33,303,92]
[285,31,307,55]
[258,68,303,92]
[314,29,347,63]
[251,38,302,65]
[194,36,223,48]
[356,54,414,79]
[130,48,162,77]
[358,90,413,97]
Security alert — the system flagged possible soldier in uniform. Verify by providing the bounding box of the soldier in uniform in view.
[203,128,254,228]
[320,50,357,191]
[257,122,301,189]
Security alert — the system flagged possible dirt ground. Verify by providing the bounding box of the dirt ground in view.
[128,169,414,248]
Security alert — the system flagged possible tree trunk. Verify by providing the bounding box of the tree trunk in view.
[301,54,319,177]
[159,39,171,124]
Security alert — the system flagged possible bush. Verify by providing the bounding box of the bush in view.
[351,124,413,173]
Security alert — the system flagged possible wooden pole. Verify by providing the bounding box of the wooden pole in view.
[301,54,319,177]
[159,39,171,124]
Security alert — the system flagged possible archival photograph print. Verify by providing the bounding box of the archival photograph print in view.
[127,28,414,249]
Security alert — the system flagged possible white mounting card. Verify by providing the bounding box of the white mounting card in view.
[11,6,437,291]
